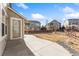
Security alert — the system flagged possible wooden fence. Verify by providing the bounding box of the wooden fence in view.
[25,30,53,34]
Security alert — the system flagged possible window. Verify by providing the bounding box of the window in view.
[2,23,4,36]
[5,25,7,34]
[2,9,7,36]
[50,23,53,25]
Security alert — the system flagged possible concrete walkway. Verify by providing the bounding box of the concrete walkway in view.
[3,39,34,56]
[24,35,72,56]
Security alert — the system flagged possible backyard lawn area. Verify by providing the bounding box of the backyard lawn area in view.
[34,32,79,53]
[34,32,68,42]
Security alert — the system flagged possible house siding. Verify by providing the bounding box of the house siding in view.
[64,19,79,31]
[0,3,7,56]
[6,7,24,40]
[46,20,61,31]
[25,20,41,32]
[0,3,25,55]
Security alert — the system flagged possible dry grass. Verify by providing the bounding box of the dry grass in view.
[75,32,79,37]
[34,32,79,52]
[68,39,79,52]
[34,32,68,42]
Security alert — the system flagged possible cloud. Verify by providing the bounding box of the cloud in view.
[66,12,79,18]
[31,13,47,26]
[63,6,79,19]
[63,6,75,14]
[32,13,45,19]
[16,3,28,9]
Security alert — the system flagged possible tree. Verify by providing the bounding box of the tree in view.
[41,26,47,31]
[61,26,65,32]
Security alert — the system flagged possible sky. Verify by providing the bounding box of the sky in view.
[12,3,79,26]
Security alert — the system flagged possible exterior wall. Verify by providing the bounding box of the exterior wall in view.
[64,19,79,31]
[30,22,40,31]
[46,20,61,31]
[64,20,69,29]
[25,21,41,31]
[25,23,30,31]
[0,3,25,55]
[0,3,7,56]
[22,19,25,38]
[6,7,24,40]
[46,24,53,30]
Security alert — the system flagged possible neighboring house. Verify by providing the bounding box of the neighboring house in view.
[24,20,30,32]
[0,3,26,55]
[46,20,61,31]
[64,19,79,31]
[25,20,41,32]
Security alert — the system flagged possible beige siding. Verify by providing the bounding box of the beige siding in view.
[0,3,25,55]
[0,3,7,56]
[46,21,61,31]
[6,8,25,40]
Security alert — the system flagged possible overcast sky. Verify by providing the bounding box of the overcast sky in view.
[12,3,79,26]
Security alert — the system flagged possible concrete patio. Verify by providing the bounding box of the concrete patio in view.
[3,39,34,56]
[3,35,72,56]
[24,35,72,56]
